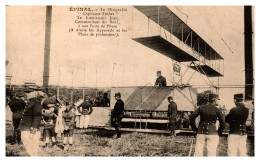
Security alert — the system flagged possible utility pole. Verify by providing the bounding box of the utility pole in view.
[244,6,254,100]
[43,6,52,88]
[71,69,74,104]
[83,66,86,98]
[57,69,60,99]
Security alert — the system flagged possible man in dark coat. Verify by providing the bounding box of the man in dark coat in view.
[19,91,45,156]
[189,93,226,156]
[112,92,124,138]
[167,96,178,136]
[225,93,249,156]
[8,91,26,145]
[155,71,167,87]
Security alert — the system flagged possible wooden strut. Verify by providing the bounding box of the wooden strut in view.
[186,70,196,84]
[176,62,194,85]
[132,6,134,39]
[184,31,191,44]
[135,87,158,110]
[170,14,173,42]
[176,87,196,107]
[158,6,160,35]
[197,64,215,86]
[192,63,212,87]
[160,13,175,41]
[188,137,195,156]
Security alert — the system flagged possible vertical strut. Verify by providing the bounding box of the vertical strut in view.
[191,31,193,48]
[158,6,160,35]
[148,16,150,36]
[170,14,173,42]
[182,23,184,41]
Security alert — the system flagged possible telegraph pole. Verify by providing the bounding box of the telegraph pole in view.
[43,6,52,87]
[244,6,254,100]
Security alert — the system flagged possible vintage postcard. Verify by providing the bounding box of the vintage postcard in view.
[5,5,254,157]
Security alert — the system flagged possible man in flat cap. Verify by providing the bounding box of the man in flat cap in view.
[189,93,226,156]
[225,93,249,156]
[167,96,178,136]
[112,92,124,138]
[8,91,26,145]
[155,71,167,87]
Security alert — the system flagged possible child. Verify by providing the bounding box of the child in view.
[42,104,57,149]
[62,105,75,151]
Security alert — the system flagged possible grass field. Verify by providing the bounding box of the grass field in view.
[6,124,254,157]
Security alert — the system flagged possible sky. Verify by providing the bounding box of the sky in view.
[6,6,252,109]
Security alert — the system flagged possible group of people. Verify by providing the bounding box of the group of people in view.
[7,87,123,156]
[8,88,75,155]
[157,69,251,156]
[167,93,251,156]
[7,82,252,157]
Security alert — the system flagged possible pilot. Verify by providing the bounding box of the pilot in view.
[155,71,167,87]
[189,93,226,156]
[225,93,249,156]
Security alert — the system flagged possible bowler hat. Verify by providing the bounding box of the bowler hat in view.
[234,93,243,100]
[114,92,121,98]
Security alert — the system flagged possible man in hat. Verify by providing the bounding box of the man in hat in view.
[155,71,167,87]
[19,91,45,156]
[77,95,93,129]
[189,93,226,156]
[8,91,26,145]
[225,93,249,156]
[167,96,178,136]
[112,92,124,138]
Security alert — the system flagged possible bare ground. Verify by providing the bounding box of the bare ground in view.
[6,124,254,157]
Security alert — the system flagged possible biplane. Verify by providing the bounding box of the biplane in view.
[87,6,225,134]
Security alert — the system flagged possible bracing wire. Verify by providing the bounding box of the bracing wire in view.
[174,6,189,24]
[202,8,234,54]
[175,6,234,55]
